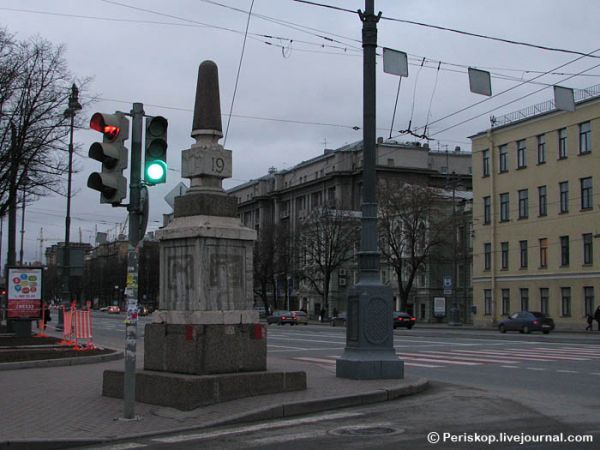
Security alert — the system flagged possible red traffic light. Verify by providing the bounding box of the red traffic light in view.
[90,113,120,140]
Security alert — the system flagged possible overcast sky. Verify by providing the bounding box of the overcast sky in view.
[2,0,600,263]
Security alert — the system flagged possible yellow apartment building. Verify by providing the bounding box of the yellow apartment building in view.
[471,86,600,330]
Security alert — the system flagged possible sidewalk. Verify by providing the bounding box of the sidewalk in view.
[0,350,427,449]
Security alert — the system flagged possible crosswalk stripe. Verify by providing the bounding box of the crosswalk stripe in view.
[418,351,518,364]
[528,347,600,357]
[449,349,585,361]
[395,353,479,366]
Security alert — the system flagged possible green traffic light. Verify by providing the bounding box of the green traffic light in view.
[145,160,167,183]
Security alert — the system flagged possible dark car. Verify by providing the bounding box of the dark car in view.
[267,310,294,325]
[393,311,416,329]
[291,310,308,325]
[499,311,555,334]
[331,312,347,327]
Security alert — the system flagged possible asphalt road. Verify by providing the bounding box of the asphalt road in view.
[83,313,600,449]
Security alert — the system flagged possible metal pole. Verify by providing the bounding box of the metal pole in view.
[19,180,26,266]
[58,84,80,329]
[123,102,144,420]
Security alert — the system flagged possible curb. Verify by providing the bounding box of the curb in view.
[0,350,124,371]
[0,378,429,449]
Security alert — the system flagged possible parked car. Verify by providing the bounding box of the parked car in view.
[107,305,120,314]
[99,306,109,312]
[331,312,347,327]
[291,310,308,325]
[267,310,294,325]
[138,305,149,316]
[498,311,555,334]
[393,311,416,329]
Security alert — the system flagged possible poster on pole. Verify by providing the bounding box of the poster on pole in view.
[433,297,446,317]
[7,267,43,320]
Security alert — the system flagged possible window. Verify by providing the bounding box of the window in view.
[558,128,568,159]
[484,243,491,271]
[561,287,571,316]
[501,242,509,269]
[584,286,594,315]
[520,288,529,311]
[518,189,528,219]
[559,181,569,213]
[519,240,528,268]
[483,196,491,224]
[327,187,336,204]
[387,158,394,167]
[499,144,508,172]
[583,233,593,265]
[560,236,570,266]
[579,121,591,154]
[540,288,549,314]
[537,134,546,164]
[539,238,548,268]
[517,139,527,168]
[538,185,547,216]
[580,177,593,210]
[500,193,509,222]
[482,149,490,176]
[501,289,510,315]
[484,289,492,315]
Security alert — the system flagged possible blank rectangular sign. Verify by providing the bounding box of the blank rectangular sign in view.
[383,48,408,77]
[468,67,492,96]
[554,85,575,112]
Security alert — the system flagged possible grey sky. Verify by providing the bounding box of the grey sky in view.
[1,0,599,263]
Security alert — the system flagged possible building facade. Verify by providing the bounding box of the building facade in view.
[471,86,600,330]
[228,139,473,321]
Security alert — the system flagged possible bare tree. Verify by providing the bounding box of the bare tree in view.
[0,30,89,218]
[253,224,276,310]
[296,205,359,314]
[378,181,455,312]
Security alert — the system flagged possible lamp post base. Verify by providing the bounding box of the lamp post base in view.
[337,349,404,380]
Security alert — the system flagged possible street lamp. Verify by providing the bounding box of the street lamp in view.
[57,84,81,330]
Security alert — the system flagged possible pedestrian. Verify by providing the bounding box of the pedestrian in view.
[333,307,338,318]
[43,302,51,326]
[585,313,593,331]
[320,307,326,322]
[594,305,600,331]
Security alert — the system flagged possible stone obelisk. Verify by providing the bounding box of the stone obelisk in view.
[145,61,263,374]
[103,62,305,411]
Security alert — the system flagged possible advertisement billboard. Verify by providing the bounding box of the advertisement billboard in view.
[433,297,446,317]
[7,267,43,320]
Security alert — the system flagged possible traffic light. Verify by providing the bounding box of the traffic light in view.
[87,112,129,204]
[144,116,168,185]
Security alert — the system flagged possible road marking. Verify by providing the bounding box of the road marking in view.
[295,357,338,365]
[449,349,564,362]
[419,350,519,364]
[556,370,578,374]
[591,373,600,376]
[89,443,147,449]
[152,411,363,444]
[501,365,519,368]
[526,367,546,371]
[395,353,479,366]
[269,347,344,353]
[268,344,308,350]
[296,356,443,368]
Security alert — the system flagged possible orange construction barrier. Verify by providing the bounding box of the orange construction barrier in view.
[59,305,75,346]
[74,307,95,350]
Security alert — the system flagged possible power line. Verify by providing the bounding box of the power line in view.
[292,0,600,60]
[224,0,255,147]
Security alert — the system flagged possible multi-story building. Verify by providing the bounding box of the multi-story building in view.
[228,139,472,320]
[471,85,600,330]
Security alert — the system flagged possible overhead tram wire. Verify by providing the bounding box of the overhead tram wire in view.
[224,0,255,147]
[6,7,597,82]
[401,47,600,140]
[431,60,600,137]
[292,0,600,60]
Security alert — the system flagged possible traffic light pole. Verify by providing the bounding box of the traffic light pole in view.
[123,102,144,420]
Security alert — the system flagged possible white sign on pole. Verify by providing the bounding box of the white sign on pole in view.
[383,48,409,77]
[164,182,188,209]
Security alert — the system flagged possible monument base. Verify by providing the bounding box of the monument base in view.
[336,349,404,380]
[144,323,266,375]
[103,369,306,411]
